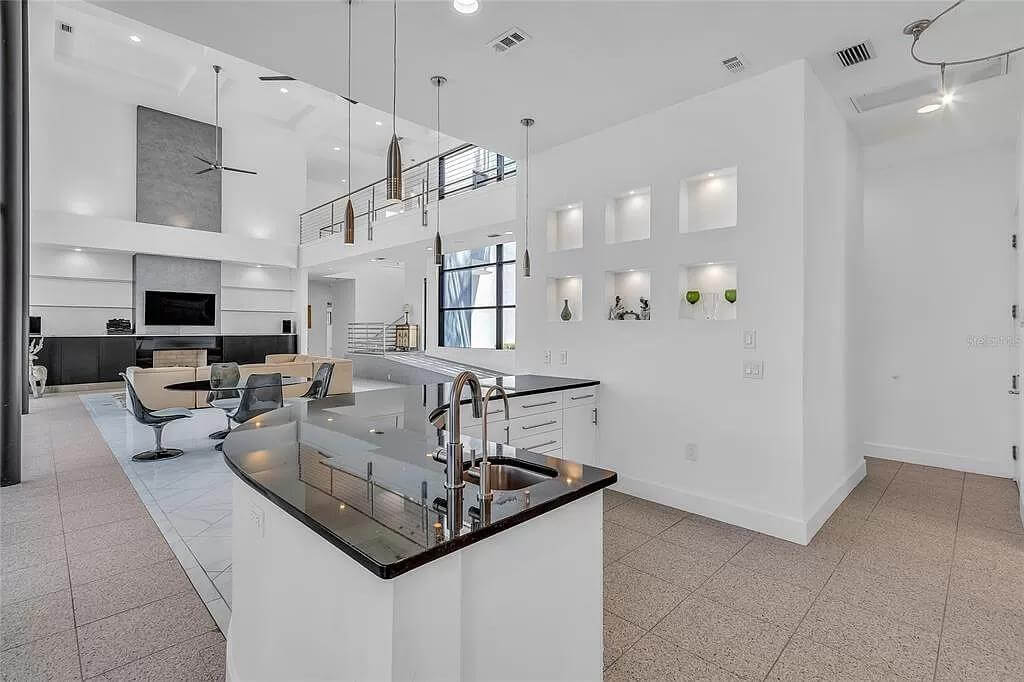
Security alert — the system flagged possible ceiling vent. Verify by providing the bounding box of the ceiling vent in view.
[488,27,530,54]
[721,55,746,74]
[849,55,1008,113]
[835,41,874,68]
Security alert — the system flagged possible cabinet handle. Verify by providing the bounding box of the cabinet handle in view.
[532,440,558,449]
[504,425,510,444]
[592,408,598,425]
[522,420,557,431]
[521,400,558,409]
[570,394,594,400]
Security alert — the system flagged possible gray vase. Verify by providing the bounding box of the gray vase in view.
[560,299,573,321]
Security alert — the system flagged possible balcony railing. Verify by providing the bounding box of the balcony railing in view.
[299,143,516,246]
[348,320,419,355]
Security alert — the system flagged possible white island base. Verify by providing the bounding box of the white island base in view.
[226,479,604,682]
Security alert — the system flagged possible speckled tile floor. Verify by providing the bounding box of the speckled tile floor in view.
[602,459,1024,681]
[4,394,1023,681]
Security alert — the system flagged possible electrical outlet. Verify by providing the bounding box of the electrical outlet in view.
[685,442,698,462]
[743,360,764,380]
[560,350,568,365]
[743,329,757,349]
[544,350,552,365]
[250,504,265,538]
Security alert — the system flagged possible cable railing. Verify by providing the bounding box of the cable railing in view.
[300,143,516,245]
[348,317,420,355]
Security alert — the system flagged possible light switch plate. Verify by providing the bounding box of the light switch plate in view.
[743,360,764,380]
[743,329,757,349]
[544,350,552,365]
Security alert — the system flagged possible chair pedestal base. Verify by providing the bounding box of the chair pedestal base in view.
[208,429,230,440]
[132,448,184,462]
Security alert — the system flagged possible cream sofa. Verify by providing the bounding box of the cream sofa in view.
[125,355,353,410]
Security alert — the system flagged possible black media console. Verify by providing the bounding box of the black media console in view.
[30,334,297,387]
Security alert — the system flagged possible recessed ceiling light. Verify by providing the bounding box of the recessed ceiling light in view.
[73,248,83,252]
[504,231,513,235]
[628,190,636,195]
[341,179,347,183]
[426,247,433,251]
[917,103,942,114]
[333,146,341,151]
[255,264,263,268]
[453,0,479,14]
[279,87,289,94]
[129,35,141,43]
[375,121,383,126]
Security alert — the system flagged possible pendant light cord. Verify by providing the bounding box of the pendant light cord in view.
[435,81,441,235]
[392,0,398,136]
[214,67,220,165]
[347,0,352,194]
[908,0,1024,68]
[524,122,530,252]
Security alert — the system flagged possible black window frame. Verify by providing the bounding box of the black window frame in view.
[437,242,516,350]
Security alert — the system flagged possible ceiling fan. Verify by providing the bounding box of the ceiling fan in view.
[194,65,257,176]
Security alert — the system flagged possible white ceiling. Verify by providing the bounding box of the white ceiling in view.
[34,0,464,191]
[92,0,1024,159]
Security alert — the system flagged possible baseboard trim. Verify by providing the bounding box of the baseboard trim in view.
[36,381,122,395]
[864,442,1014,478]
[611,475,809,544]
[802,460,866,543]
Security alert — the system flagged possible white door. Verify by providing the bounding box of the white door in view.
[562,404,598,465]
[324,301,334,357]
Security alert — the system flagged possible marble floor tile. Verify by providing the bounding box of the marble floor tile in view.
[653,596,791,680]
[0,514,63,547]
[64,516,163,557]
[619,537,725,591]
[0,628,81,682]
[212,568,233,608]
[93,631,225,682]
[76,591,218,678]
[68,535,175,586]
[72,558,193,625]
[0,589,74,651]
[604,633,739,682]
[603,610,645,670]
[0,558,69,606]
[1,533,66,575]
[205,598,232,635]
[603,562,689,630]
[695,564,816,630]
[604,499,687,536]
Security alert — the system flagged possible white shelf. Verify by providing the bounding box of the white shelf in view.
[604,269,651,321]
[679,262,737,320]
[546,276,583,322]
[546,203,584,252]
[605,187,652,244]
[680,167,737,233]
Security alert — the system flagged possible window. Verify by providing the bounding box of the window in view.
[439,242,516,349]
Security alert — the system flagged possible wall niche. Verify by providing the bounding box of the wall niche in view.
[679,167,737,233]
[605,187,651,244]
[678,262,737,321]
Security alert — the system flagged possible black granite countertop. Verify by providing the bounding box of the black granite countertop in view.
[223,376,614,579]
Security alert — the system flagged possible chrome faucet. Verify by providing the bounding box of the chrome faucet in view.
[479,385,509,501]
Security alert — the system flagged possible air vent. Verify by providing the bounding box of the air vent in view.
[488,27,530,54]
[721,55,746,74]
[58,21,73,34]
[835,41,874,68]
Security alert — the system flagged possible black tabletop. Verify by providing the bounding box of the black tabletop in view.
[223,377,613,579]
[165,376,308,391]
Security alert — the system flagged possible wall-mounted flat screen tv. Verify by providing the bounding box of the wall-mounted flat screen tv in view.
[145,290,216,326]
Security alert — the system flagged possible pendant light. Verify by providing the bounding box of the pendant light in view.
[343,0,356,244]
[520,117,534,278]
[385,0,403,201]
[431,75,447,266]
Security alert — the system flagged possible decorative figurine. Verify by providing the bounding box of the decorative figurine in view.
[560,299,573,321]
[608,295,626,320]
[639,297,650,320]
[724,288,737,304]
[27,337,47,398]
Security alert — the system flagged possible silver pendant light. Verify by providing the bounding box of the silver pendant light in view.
[385,0,403,201]
[520,117,534,278]
[431,75,447,266]
[343,0,355,244]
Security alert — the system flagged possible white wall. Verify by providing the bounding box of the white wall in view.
[513,61,854,542]
[29,46,304,336]
[1017,109,1024,518]
[862,144,1016,477]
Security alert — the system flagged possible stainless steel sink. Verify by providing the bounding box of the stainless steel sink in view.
[462,456,557,491]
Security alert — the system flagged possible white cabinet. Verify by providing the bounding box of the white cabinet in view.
[562,403,598,465]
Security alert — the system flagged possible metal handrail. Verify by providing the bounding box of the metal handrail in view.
[348,320,419,355]
[299,143,516,245]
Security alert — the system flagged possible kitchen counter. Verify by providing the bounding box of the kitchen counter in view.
[222,375,612,682]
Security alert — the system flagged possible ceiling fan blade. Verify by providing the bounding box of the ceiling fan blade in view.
[223,166,258,175]
[193,154,214,165]
[258,75,296,81]
[195,167,214,175]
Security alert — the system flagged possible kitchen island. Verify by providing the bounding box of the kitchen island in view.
[222,375,614,681]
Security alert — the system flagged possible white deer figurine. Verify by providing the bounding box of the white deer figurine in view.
[27,337,48,398]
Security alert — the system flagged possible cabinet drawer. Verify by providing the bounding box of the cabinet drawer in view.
[507,392,563,419]
[459,401,511,428]
[510,430,562,454]
[564,385,599,407]
[462,421,511,445]
[507,411,562,441]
